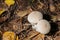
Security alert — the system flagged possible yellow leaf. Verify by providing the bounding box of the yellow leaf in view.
[0,9,5,15]
[16,36,18,40]
[5,0,15,6]
[3,31,16,40]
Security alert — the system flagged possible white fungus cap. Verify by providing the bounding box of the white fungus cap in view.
[27,11,43,24]
[32,20,51,34]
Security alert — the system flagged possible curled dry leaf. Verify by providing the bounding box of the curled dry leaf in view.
[51,14,60,22]
[24,30,45,40]
[37,2,44,9]
[45,36,53,40]
[51,15,57,22]
[32,34,45,40]
[17,8,32,17]
[54,36,60,40]
[54,31,60,37]
[25,30,39,39]
[50,5,56,12]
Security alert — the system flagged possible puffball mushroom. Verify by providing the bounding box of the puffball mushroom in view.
[27,11,43,24]
[32,20,51,34]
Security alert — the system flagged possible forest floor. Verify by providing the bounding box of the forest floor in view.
[0,0,60,40]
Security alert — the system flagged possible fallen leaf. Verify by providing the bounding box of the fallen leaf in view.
[0,8,5,15]
[3,31,16,40]
[16,36,18,40]
[24,30,45,40]
[54,36,60,40]
[50,4,56,12]
[32,34,45,40]
[5,0,15,6]
[17,8,32,17]
[51,15,57,22]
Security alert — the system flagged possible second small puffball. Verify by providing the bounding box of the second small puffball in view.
[32,20,51,34]
[27,11,43,24]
